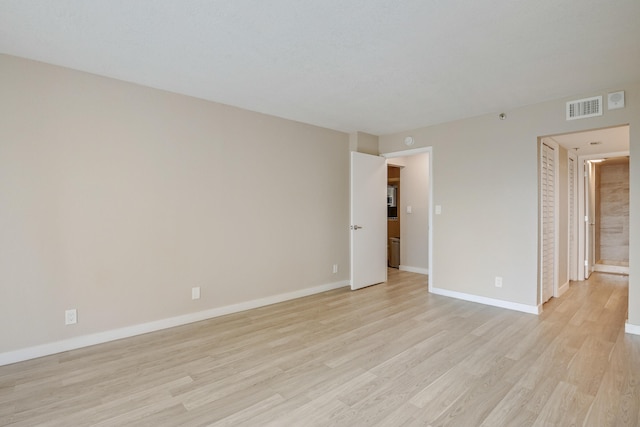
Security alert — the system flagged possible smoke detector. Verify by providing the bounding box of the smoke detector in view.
[608,91,625,110]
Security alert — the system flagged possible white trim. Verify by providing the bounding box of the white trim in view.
[625,322,640,335]
[580,151,630,160]
[0,280,349,367]
[430,286,541,315]
[557,280,570,297]
[593,264,629,275]
[381,147,431,159]
[399,265,429,275]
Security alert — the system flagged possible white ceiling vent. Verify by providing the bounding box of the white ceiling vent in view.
[566,96,602,120]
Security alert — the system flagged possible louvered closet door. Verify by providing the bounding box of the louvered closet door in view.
[541,142,556,302]
[568,157,576,280]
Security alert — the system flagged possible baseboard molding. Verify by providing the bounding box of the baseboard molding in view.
[430,286,541,315]
[557,281,570,298]
[0,280,350,367]
[594,264,629,275]
[625,322,640,336]
[399,265,429,275]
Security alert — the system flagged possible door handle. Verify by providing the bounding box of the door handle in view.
[350,225,363,230]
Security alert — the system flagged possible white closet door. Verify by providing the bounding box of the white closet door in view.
[568,156,577,280]
[541,142,556,303]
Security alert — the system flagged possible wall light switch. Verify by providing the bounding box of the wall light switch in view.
[435,205,442,215]
[406,205,412,214]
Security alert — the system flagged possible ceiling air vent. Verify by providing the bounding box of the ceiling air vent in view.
[566,96,602,120]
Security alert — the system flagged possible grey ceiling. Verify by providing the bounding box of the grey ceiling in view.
[1,0,639,135]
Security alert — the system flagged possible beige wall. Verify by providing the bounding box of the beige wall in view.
[379,82,640,325]
[350,132,379,155]
[0,55,350,353]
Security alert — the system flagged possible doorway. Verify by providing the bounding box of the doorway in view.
[350,148,432,290]
[387,165,401,268]
[591,156,630,275]
[539,125,630,304]
[382,147,432,286]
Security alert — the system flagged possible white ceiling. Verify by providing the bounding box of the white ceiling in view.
[1,1,639,135]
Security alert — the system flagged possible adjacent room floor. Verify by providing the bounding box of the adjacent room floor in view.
[1,270,638,426]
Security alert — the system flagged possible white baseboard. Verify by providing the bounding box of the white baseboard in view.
[399,265,429,275]
[0,280,349,367]
[594,264,629,275]
[429,286,541,315]
[557,281,570,297]
[625,322,640,336]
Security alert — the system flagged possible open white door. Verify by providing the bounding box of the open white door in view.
[350,151,387,290]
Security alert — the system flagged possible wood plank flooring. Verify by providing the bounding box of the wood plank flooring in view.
[1,270,638,426]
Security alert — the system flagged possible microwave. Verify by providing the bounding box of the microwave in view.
[387,186,396,207]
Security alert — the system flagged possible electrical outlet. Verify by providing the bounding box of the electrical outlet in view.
[332,264,338,274]
[495,277,503,288]
[65,309,77,325]
[192,287,201,300]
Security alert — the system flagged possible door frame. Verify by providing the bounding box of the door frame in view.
[577,150,630,279]
[567,151,579,281]
[381,146,433,291]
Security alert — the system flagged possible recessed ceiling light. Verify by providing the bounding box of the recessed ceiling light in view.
[589,141,602,145]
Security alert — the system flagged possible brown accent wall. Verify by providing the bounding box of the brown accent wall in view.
[598,158,630,263]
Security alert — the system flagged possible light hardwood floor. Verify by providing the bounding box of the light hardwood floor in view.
[1,270,638,426]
